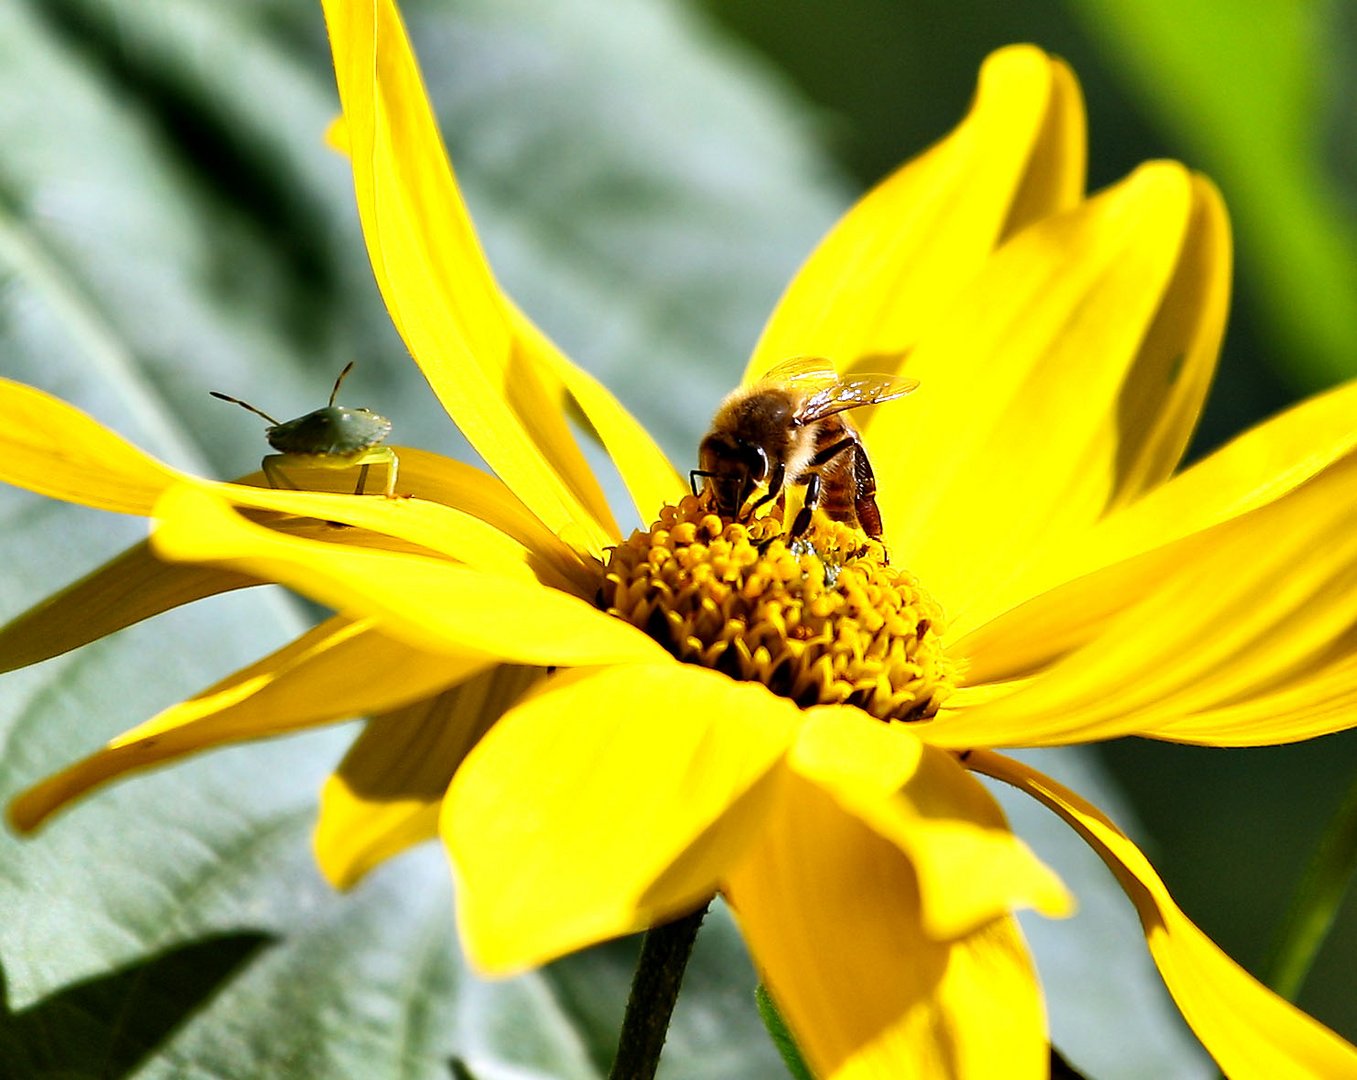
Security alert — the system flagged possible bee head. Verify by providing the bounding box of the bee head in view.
[697,431,769,518]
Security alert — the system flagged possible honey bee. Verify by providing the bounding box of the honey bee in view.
[690,356,918,539]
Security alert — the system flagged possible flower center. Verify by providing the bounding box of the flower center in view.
[599,497,954,721]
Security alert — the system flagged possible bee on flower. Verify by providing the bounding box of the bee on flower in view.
[1,2,1356,1078]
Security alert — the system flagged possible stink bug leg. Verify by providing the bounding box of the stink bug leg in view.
[260,455,300,491]
[212,363,400,498]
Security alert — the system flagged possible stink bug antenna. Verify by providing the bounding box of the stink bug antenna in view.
[210,391,281,427]
[329,361,356,407]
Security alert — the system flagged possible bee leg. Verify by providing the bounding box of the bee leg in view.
[791,436,856,538]
[743,460,786,520]
[790,473,822,539]
[807,436,856,470]
[849,445,890,561]
[851,444,884,539]
[354,463,371,496]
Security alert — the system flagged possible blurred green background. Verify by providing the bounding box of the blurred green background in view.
[0,1,1354,1077]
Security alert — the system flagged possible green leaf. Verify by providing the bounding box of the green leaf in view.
[1072,0,1357,389]
[755,985,813,1080]
[1265,775,1357,1001]
[0,0,1212,1077]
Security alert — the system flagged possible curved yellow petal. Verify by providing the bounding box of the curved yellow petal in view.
[443,664,798,974]
[1148,654,1357,746]
[747,45,1085,380]
[876,163,1206,632]
[972,751,1357,1080]
[0,539,255,675]
[196,480,547,586]
[999,55,1085,245]
[323,113,348,155]
[9,616,479,832]
[957,424,1357,686]
[1039,374,1357,594]
[380,447,600,594]
[725,775,1047,1080]
[509,304,685,525]
[149,485,661,666]
[234,447,594,593]
[1099,173,1230,509]
[790,709,1070,939]
[0,448,590,679]
[0,378,182,514]
[321,0,615,552]
[936,450,1357,748]
[316,664,542,890]
[939,174,1229,626]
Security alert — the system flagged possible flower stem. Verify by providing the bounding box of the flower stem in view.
[1264,774,1357,1000]
[608,901,710,1080]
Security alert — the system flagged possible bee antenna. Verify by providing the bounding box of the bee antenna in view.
[210,391,280,426]
[329,361,356,406]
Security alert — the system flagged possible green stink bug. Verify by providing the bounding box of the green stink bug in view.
[211,362,399,497]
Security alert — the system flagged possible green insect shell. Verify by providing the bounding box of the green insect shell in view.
[211,362,399,498]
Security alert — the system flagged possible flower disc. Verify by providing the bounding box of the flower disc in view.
[600,498,954,721]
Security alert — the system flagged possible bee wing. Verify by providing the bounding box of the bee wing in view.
[798,373,920,423]
[754,357,919,422]
[758,355,844,388]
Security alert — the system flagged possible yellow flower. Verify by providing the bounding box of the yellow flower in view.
[2,0,1356,1076]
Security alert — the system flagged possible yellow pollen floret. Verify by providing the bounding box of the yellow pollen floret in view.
[599,497,954,721]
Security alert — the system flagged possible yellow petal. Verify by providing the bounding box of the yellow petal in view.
[790,709,1070,939]
[937,450,1357,748]
[239,446,546,542]
[0,456,574,681]
[316,664,542,890]
[321,0,615,552]
[875,164,1209,635]
[374,447,599,594]
[9,616,478,832]
[971,750,1357,1079]
[0,539,254,675]
[509,304,685,525]
[1098,173,1230,510]
[196,480,544,585]
[0,378,182,514]
[443,664,798,974]
[936,173,1229,627]
[1037,374,1357,593]
[232,447,594,593]
[1149,654,1357,746]
[1001,55,1085,243]
[323,113,348,155]
[725,775,1047,1080]
[748,45,1085,379]
[149,484,662,666]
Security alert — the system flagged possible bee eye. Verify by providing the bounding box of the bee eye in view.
[748,445,770,482]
